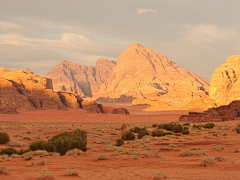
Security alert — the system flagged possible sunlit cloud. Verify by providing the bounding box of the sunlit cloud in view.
[137,8,158,14]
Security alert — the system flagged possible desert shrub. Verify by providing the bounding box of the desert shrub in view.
[64,169,79,176]
[153,172,168,180]
[17,148,30,155]
[30,141,54,152]
[23,154,33,160]
[0,165,9,175]
[65,148,86,156]
[94,138,110,144]
[236,126,240,134]
[204,123,215,129]
[151,129,165,137]
[27,161,34,166]
[37,159,46,165]
[183,123,190,126]
[214,155,226,161]
[7,140,22,147]
[152,124,158,127]
[116,139,124,146]
[192,124,203,130]
[137,129,149,139]
[182,127,190,135]
[121,131,135,140]
[130,127,146,133]
[210,145,225,151]
[163,132,173,136]
[178,149,207,156]
[158,123,174,131]
[95,154,109,161]
[172,125,182,133]
[0,148,17,156]
[199,157,215,167]
[37,171,54,179]
[0,132,10,144]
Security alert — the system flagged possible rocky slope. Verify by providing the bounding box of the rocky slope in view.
[209,55,240,105]
[94,43,209,102]
[0,68,105,113]
[181,97,220,110]
[45,58,116,97]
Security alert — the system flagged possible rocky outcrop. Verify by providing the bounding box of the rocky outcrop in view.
[0,107,18,114]
[93,43,209,102]
[111,108,130,115]
[209,55,240,105]
[0,69,66,111]
[45,58,116,97]
[179,100,240,122]
[181,98,220,110]
[58,91,82,108]
[81,100,105,113]
[132,99,171,107]
[160,81,208,103]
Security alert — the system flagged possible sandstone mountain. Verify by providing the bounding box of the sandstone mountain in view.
[93,43,209,102]
[181,97,220,110]
[45,58,116,98]
[209,55,240,105]
[0,68,105,114]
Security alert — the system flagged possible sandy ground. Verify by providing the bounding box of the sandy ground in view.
[0,103,240,180]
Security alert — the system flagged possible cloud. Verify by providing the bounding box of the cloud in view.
[137,8,158,14]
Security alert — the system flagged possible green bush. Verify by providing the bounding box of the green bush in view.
[158,123,174,131]
[0,148,17,156]
[151,129,165,137]
[182,127,190,135]
[0,132,10,144]
[152,124,157,127]
[17,149,31,155]
[137,129,149,139]
[121,131,135,140]
[183,123,190,126]
[116,139,124,146]
[235,126,240,134]
[130,127,146,133]
[30,141,54,152]
[172,125,182,133]
[204,123,215,129]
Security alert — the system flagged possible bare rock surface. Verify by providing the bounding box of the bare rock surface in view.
[181,97,220,110]
[45,58,116,97]
[209,55,240,105]
[179,100,240,122]
[111,108,129,115]
[132,99,171,107]
[81,100,105,113]
[93,43,209,102]
[58,91,82,108]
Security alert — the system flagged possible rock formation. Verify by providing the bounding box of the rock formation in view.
[45,58,116,97]
[93,43,209,102]
[132,99,171,107]
[111,108,130,115]
[0,68,105,113]
[179,100,240,122]
[181,97,220,110]
[0,69,66,111]
[209,55,240,105]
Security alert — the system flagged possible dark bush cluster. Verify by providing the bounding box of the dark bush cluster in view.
[130,127,146,133]
[0,132,10,144]
[137,129,149,139]
[152,124,158,127]
[203,123,215,129]
[151,129,173,137]
[30,129,87,155]
[236,124,240,134]
[116,139,124,146]
[0,148,30,156]
[157,123,189,135]
[121,131,135,140]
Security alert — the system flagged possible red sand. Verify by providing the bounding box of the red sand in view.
[0,103,240,180]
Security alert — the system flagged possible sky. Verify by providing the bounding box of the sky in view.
[0,0,240,82]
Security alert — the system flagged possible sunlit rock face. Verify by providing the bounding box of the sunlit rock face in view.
[181,97,220,110]
[93,43,209,102]
[209,55,240,105]
[45,59,116,98]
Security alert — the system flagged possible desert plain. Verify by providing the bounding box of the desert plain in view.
[0,102,240,180]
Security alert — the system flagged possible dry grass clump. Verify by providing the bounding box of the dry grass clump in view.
[63,169,79,176]
[155,152,162,158]
[65,148,86,156]
[209,144,225,151]
[178,149,207,156]
[37,159,46,165]
[234,149,239,153]
[0,165,9,175]
[27,161,35,166]
[37,170,54,179]
[95,154,109,161]
[94,138,111,144]
[7,140,22,147]
[190,147,201,150]
[91,148,98,152]
[23,154,33,160]
[199,157,215,167]
[159,147,173,151]
[22,136,32,140]
[214,155,226,161]
[142,150,153,157]
[153,172,168,179]
[10,154,22,158]
[103,145,117,151]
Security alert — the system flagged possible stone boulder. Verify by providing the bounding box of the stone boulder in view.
[179,100,240,122]
[111,108,130,115]
[132,99,171,107]
[81,100,105,113]
[93,43,209,102]
[209,55,240,105]
[58,91,82,108]
[181,97,220,110]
